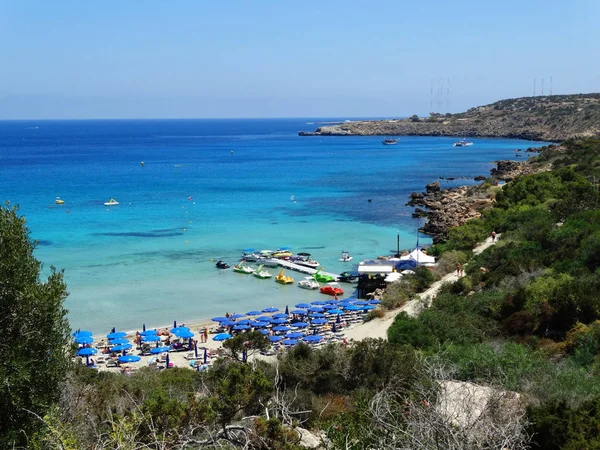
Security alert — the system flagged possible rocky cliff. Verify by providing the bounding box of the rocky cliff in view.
[299,94,600,142]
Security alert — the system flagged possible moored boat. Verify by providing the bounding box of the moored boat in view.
[216,260,230,269]
[313,268,336,283]
[338,271,358,282]
[292,252,320,268]
[253,264,272,279]
[55,197,65,205]
[233,262,254,274]
[298,277,320,290]
[382,138,399,145]
[104,198,119,206]
[275,269,294,284]
[340,251,353,262]
[453,138,473,147]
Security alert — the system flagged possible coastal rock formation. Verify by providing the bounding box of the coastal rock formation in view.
[299,94,600,142]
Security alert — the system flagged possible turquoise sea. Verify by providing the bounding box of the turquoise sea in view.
[0,119,546,333]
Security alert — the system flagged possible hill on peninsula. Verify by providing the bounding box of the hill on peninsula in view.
[299,93,600,142]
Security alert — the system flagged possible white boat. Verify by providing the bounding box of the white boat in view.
[253,264,272,279]
[241,252,259,262]
[453,138,473,147]
[382,138,399,145]
[259,258,280,268]
[340,251,353,262]
[292,252,320,269]
[298,277,320,290]
[104,198,119,206]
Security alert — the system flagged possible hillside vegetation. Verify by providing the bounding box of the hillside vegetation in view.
[299,94,600,141]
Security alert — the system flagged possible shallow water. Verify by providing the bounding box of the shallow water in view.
[0,119,545,332]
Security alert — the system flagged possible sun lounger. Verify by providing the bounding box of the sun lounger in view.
[183,352,195,360]
[106,359,119,368]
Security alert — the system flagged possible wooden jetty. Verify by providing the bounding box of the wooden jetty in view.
[266,259,339,281]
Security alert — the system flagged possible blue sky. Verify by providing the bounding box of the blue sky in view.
[0,0,598,119]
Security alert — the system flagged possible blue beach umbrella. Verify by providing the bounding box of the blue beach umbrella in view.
[211,316,229,323]
[150,346,170,354]
[110,344,133,352]
[107,331,126,339]
[344,305,362,311]
[203,348,208,364]
[285,332,303,339]
[311,318,328,325]
[140,329,159,336]
[166,354,170,368]
[354,300,369,305]
[285,305,289,315]
[77,347,97,356]
[109,337,130,345]
[233,324,250,330]
[328,309,344,315]
[230,313,245,319]
[368,299,381,304]
[219,320,236,327]
[246,310,262,316]
[303,335,323,343]
[272,325,291,332]
[256,316,273,323]
[142,335,161,342]
[273,313,289,319]
[270,318,288,325]
[143,324,146,332]
[282,339,298,346]
[171,326,190,335]
[235,319,253,325]
[75,335,93,345]
[258,329,270,335]
[311,300,328,305]
[363,305,376,311]
[252,321,270,328]
[308,306,324,313]
[213,333,232,341]
[322,304,337,310]
[339,301,355,307]
[177,330,195,339]
[194,342,198,358]
[291,309,308,315]
[118,355,141,363]
[270,335,284,342]
[325,298,340,304]
[291,321,309,328]
[72,330,92,337]
[262,307,279,313]
[295,303,311,309]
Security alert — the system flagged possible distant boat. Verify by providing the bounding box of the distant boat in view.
[382,138,399,145]
[104,198,119,206]
[453,138,473,147]
[340,251,353,262]
[55,197,64,205]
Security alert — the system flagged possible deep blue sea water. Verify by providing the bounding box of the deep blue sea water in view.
[0,119,546,333]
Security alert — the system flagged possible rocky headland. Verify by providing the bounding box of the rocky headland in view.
[300,93,600,142]
[408,145,557,243]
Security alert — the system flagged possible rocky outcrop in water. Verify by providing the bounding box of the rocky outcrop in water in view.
[299,94,600,142]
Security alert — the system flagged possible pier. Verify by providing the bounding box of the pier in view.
[265,259,339,281]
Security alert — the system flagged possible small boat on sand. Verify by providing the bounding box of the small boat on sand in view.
[275,269,294,284]
[104,198,119,206]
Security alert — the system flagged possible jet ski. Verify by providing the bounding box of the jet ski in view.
[216,260,230,269]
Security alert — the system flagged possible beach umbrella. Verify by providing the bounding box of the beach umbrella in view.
[77,347,97,356]
[295,303,311,309]
[311,318,328,325]
[273,313,289,319]
[106,331,126,339]
[252,321,270,328]
[230,313,245,319]
[171,326,190,334]
[339,301,355,307]
[262,307,279,313]
[311,300,328,305]
[110,344,133,352]
[140,329,159,336]
[368,299,381,304]
[354,300,369,305]
[233,324,250,330]
[285,332,303,339]
[213,333,232,341]
[285,305,289,315]
[303,335,322,343]
[328,309,344,315]
[74,335,93,345]
[322,304,337,309]
[258,329,270,335]
[177,330,195,339]
[246,310,262,316]
[118,355,141,363]
[142,335,161,342]
[362,305,376,311]
[313,328,318,335]
[309,313,326,318]
[203,348,207,364]
[291,322,309,328]
[72,330,92,337]
[272,325,291,332]
[270,335,284,342]
[332,323,337,333]
[282,339,298,346]
[194,342,198,358]
[325,298,340,304]
[256,316,273,323]
[211,316,229,323]
[150,346,170,354]
[308,306,324,313]
[291,309,308,315]
[219,320,236,327]
[336,315,342,324]
[344,305,361,311]
[166,354,170,368]
[270,318,288,325]
[235,319,253,325]
[143,324,146,331]
[111,327,116,333]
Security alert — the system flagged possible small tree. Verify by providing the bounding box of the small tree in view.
[410,114,420,122]
[0,203,71,447]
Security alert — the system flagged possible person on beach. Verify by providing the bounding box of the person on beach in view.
[203,327,208,343]
[491,231,497,242]
[456,263,463,277]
